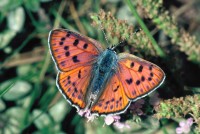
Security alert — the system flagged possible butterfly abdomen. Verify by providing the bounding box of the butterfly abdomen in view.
[86,49,118,106]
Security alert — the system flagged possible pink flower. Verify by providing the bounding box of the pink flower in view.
[78,109,96,122]
[176,118,193,134]
[104,115,120,125]
[78,109,87,116]
[113,121,130,129]
[104,115,130,129]
[129,99,145,115]
[149,92,161,106]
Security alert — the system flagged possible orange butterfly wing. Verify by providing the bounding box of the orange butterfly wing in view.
[48,29,103,72]
[57,65,92,109]
[91,53,165,115]
[48,29,104,110]
[91,74,130,115]
[117,53,165,100]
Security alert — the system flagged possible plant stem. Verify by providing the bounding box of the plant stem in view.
[125,0,166,58]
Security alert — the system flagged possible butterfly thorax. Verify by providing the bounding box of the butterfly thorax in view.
[85,49,118,109]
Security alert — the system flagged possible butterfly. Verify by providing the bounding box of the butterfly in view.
[48,29,165,116]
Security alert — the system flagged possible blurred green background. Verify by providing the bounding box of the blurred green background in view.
[0,0,200,133]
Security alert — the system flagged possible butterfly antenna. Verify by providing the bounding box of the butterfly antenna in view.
[97,17,110,46]
[111,39,126,50]
[111,28,142,50]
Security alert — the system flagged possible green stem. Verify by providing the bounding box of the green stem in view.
[125,0,166,58]
[0,83,15,98]
[39,49,50,81]
[52,10,76,31]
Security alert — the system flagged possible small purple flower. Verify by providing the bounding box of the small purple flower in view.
[129,99,145,115]
[176,118,193,134]
[149,92,161,107]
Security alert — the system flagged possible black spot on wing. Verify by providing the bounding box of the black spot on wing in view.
[67,88,71,92]
[113,85,120,92]
[149,65,153,70]
[59,42,63,45]
[132,90,136,95]
[72,82,76,86]
[148,77,152,81]
[74,87,78,92]
[106,101,110,105]
[83,43,88,49]
[64,46,69,50]
[61,37,66,41]
[98,103,102,107]
[138,65,143,72]
[78,70,81,78]
[110,105,113,109]
[136,80,140,85]
[73,39,79,46]
[72,56,80,63]
[141,76,145,81]
[130,62,134,68]
[66,32,71,37]
[126,78,133,85]
[65,51,70,56]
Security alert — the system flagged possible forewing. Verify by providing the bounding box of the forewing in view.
[117,53,165,100]
[48,29,103,72]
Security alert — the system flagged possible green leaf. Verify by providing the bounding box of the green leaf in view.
[3,107,27,133]
[191,87,200,94]
[17,64,32,76]
[49,99,70,123]
[24,0,40,12]
[2,80,31,101]
[0,29,16,49]
[0,99,6,111]
[7,7,25,32]
[32,109,53,130]
[0,0,23,12]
